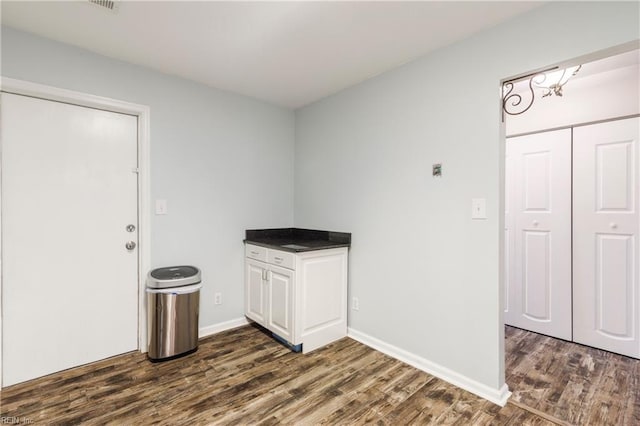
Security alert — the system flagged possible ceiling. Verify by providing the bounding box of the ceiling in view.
[1,1,545,109]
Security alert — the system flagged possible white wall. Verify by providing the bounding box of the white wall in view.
[294,0,639,396]
[507,64,640,135]
[0,26,295,329]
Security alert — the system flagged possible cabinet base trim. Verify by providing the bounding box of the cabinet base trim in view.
[272,332,303,352]
[347,327,511,407]
[199,317,250,339]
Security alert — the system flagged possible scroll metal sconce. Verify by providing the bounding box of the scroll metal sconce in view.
[502,65,581,120]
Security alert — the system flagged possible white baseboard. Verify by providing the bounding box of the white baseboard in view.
[347,327,511,407]
[199,317,250,339]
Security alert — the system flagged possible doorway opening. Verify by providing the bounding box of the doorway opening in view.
[499,44,640,423]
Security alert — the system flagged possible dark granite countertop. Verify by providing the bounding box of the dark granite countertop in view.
[244,228,351,252]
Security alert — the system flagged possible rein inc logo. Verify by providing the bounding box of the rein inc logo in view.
[0,417,33,425]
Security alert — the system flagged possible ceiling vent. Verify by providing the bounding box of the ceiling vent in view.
[87,0,120,13]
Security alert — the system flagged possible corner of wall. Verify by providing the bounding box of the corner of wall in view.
[347,327,511,406]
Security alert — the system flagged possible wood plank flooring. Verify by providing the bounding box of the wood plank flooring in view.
[2,324,550,425]
[505,326,640,426]
[3,324,636,425]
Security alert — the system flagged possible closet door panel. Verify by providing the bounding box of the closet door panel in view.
[504,149,515,318]
[505,129,572,340]
[523,230,551,321]
[573,117,639,358]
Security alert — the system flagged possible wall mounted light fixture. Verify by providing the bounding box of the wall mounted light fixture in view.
[502,65,581,118]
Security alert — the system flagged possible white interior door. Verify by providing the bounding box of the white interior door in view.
[573,117,640,358]
[505,129,572,340]
[1,92,139,386]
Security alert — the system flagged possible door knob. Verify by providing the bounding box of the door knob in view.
[125,241,137,251]
[532,220,539,227]
[126,224,136,232]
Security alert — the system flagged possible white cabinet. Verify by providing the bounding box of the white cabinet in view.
[244,243,348,353]
[246,257,295,342]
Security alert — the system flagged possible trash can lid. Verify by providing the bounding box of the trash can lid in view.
[147,265,201,289]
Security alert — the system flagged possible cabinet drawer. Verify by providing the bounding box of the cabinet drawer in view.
[268,249,295,270]
[245,244,267,262]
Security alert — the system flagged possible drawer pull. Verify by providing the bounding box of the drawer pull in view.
[251,251,259,256]
[274,257,283,262]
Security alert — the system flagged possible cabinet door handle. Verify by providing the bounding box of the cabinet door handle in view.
[262,269,268,281]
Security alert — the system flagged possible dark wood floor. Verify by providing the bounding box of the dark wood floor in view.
[2,324,636,425]
[505,326,640,425]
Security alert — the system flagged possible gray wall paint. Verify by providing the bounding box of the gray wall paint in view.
[294,1,639,390]
[1,26,295,328]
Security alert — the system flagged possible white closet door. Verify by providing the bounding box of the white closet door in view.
[505,129,572,340]
[504,147,515,319]
[573,117,640,358]
[1,93,139,386]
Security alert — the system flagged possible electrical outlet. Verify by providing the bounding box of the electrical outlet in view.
[352,297,359,311]
[214,292,222,305]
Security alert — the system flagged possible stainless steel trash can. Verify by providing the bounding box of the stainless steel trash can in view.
[146,266,201,361]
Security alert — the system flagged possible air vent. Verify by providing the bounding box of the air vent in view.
[88,0,120,13]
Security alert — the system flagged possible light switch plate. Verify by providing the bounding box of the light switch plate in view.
[471,198,487,219]
[155,199,168,215]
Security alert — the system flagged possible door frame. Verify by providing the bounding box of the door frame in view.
[499,40,640,386]
[0,77,151,386]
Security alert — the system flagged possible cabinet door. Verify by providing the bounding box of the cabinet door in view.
[245,259,267,326]
[573,117,640,358]
[267,265,295,343]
